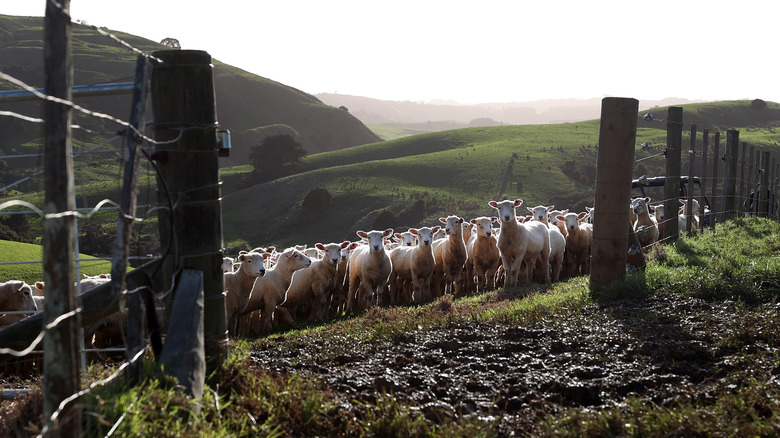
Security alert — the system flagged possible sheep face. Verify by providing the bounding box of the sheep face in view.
[279,248,312,270]
[488,199,523,223]
[439,215,464,236]
[238,252,267,277]
[528,205,554,223]
[411,226,439,246]
[394,231,416,247]
[356,229,393,252]
[222,257,236,273]
[0,281,37,316]
[470,217,497,237]
[631,197,651,215]
[316,241,351,264]
[549,210,568,225]
[560,212,588,232]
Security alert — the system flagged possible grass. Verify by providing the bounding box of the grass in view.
[0,239,112,284]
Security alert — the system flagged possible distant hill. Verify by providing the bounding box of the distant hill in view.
[0,15,381,166]
[317,92,703,129]
[222,100,780,249]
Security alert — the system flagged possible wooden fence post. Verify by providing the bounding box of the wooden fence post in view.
[774,160,779,220]
[760,151,770,217]
[590,97,639,292]
[663,107,683,241]
[41,1,82,436]
[723,129,740,221]
[739,142,748,212]
[685,124,696,235]
[746,145,754,215]
[699,129,709,223]
[150,50,228,370]
[710,131,720,228]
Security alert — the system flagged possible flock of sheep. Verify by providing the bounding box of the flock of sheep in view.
[222,199,596,338]
[0,195,699,358]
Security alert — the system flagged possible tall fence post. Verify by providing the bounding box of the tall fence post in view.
[760,151,770,217]
[590,97,639,292]
[774,160,779,220]
[723,129,740,221]
[753,146,762,216]
[150,50,228,370]
[739,142,748,212]
[710,131,720,228]
[663,107,682,241]
[685,124,696,235]
[42,0,82,435]
[745,145,754,215]
[699,129,709,225]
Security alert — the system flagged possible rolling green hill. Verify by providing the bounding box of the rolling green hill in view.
[0,14,381,166]
[0,239,111,284]
[222,99,780,250]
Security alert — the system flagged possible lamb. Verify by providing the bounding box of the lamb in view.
[529,205,567,282]
[549,209,569,239]
[224,250,269,337]
[277,241,351,325]
[489,199,551,287]
[331,241,360,316]
[346,229,394,313]
[432,215,468,296]
[0,281,37,327]
[631,197,659,250]
[239,247,311,336]
[558,211,593,276]
[389,226,440,304]
[653,204,687,240]
[394,231,417,247]
[679,198,700,230]
[466,216,500,293]
[222,257,236,273]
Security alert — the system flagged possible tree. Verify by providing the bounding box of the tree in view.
[249,133,307,182]
[160,38,181,49]
[302,187,332,213]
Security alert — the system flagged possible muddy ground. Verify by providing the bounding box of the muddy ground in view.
[251,294,780,435]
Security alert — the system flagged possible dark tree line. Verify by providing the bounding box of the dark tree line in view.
[249,133,307,182]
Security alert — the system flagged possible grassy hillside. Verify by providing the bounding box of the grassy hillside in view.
[0,14,380,167]
[0,240,112,284]
[222,100,780,250]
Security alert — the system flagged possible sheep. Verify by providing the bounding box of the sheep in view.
[432,215,468,296]
[239,247,311,336]
[389,226,440,304]
[466,216,500,293]
[529,205,567,282]
[224,250,269,337]
[277,241,351,326]
[631,197,659,250]
[549,209,569,239]
[679,198,700,230]
[489,199,551,287]
[222,257,236,273]
[393,230,417,247]
[653,204,687,240]
[331,241,360,316]
[346,229,394,313]
[558,211,593,276]
[0,281,37,327]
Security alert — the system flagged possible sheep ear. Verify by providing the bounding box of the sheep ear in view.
[356,230,368,238]
[348,242,361,250]
[547,205,554,211]
[383,228,394,237]
[578,212,588,220]
[315,243,325,250]
[410,228,419,235]
[556,215,566,222]
[432,226,441,233]
[341,241,351,248]
[643,197,651,203]
[439,217,447,224]
[488,201,498,208]
[514,199,524,207]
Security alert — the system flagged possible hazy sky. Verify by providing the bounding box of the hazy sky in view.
[3,1,777,104]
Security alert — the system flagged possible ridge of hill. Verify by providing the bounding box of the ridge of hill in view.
[222,99,780,249]
[0,14,381,166]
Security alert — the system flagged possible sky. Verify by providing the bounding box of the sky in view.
[2,1,778,105]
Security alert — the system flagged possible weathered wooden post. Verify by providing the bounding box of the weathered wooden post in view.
[739,142,748,212]
[753,147,762,216]
[746,145,755,216]
[774,160,779,220]
[710,132,720,228]
[723,129,740,221]
[685,124,696,234]
[699,129,709,226]
[663,107,682,241]
[42,0,82,435]
[590,97,639,292]
[760,151,771,217]
[150,50,228,370]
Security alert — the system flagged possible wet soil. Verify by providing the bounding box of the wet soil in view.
[251,294,780,434]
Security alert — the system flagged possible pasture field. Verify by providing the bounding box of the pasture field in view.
[2,216,779,436]
[0,240,112,284]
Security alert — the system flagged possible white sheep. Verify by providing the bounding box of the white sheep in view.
[631,197,659,250]
[529,205,567,282]
[432,215,468,296]
[330,241,360,316]
[222,256,236,273]
[239,248,311,336]
[0,281,37,327]
[679,198,700,230]
[489,199,551,287]
[224,250,269,337]
[277,241,351,325]
[346,229,394,313]
[558,211,593,276]
[389,226,440,304]
[466,216,500,293]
